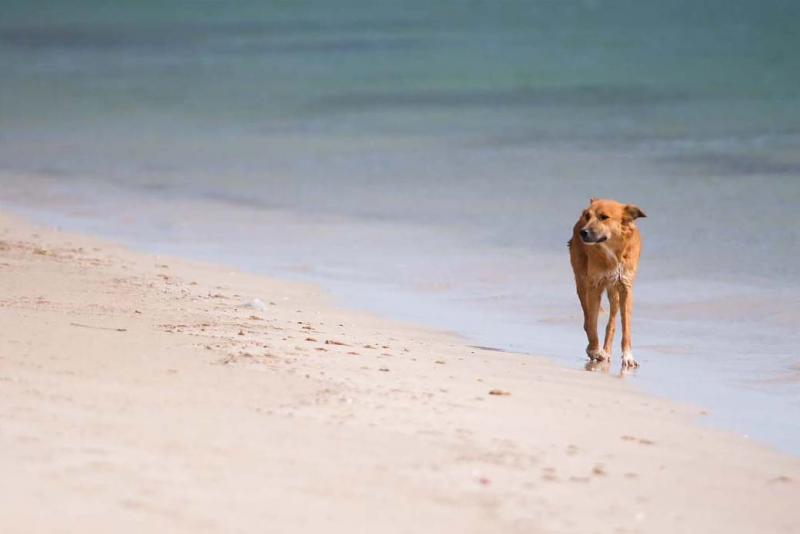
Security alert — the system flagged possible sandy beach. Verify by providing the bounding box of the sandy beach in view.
[0,211,798,534]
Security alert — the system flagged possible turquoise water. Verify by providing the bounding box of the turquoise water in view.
[1,1,800,452]
[3,1,799,147]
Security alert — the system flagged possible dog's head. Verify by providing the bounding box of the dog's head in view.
[578,198,646,245]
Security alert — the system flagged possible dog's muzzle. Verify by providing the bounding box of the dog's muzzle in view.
[579,229,608,244]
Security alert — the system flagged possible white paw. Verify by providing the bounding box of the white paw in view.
[586,346,609,362]
[621,350,639,368]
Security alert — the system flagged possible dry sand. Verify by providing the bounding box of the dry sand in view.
[0,211,797,534]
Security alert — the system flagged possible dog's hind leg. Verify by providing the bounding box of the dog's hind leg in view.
[603,287,619,357]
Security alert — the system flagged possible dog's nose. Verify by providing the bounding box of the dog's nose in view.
[580,229,590,239]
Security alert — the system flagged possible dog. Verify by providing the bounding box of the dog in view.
[569,198,646,368]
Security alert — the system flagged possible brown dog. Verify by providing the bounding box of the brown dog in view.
[569,198,646,368]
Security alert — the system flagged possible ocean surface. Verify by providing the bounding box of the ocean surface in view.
[1,1,799,452]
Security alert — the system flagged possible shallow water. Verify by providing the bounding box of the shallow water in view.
[1,0,799,452]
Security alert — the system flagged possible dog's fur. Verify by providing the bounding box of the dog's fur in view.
[568,198,646,368]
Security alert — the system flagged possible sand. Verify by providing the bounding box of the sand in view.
[0,211,797,534]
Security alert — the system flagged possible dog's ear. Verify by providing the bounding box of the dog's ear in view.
[588,197,598,205]
[624,204,646,221]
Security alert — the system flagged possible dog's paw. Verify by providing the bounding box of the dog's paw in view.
[585,359,611,373]
[621,350,639,368]
[586,346,609,362]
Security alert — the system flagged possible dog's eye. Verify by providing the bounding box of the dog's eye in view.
[598,214,609,221]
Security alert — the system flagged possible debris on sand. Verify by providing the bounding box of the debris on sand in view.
[488,389,510,396]
[242,298,269,312]
[70,322,127,332]
[593,464,607,477]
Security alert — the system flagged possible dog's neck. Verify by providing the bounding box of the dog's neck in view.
[591,225,636,267]
[597,242,619,266]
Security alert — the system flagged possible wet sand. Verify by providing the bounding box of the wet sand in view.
[1,211,798,533]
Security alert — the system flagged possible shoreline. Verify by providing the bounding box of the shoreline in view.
[4,171,799,455]
[1,211,798,533]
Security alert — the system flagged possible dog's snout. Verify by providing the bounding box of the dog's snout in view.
[579,228,590,239]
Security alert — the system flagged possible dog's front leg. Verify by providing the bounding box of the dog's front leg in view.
[584,285,606,361]
[619,284,638,368]
[603,287,619,357]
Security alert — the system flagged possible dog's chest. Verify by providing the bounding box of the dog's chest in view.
[590,245,633,287]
